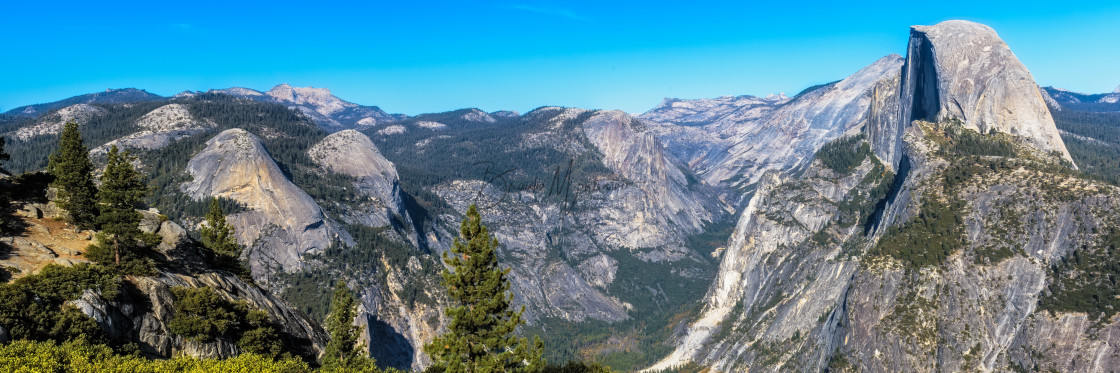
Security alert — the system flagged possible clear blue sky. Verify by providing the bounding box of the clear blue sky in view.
[2,1,1118,115]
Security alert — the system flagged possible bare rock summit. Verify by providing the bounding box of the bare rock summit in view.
[181,128,349,277]
[309,129,407,227]
[900,20,1072,163]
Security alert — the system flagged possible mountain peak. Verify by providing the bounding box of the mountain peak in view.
[900,19,1073,164]
[1114,84,1120,94]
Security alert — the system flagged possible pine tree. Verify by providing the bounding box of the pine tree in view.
[47,121,98,229]
[0,136,10,175]
[321,280,379,372]
[0,136,12,234]
[200,198,241,268]
[95,146,151,266]
[425,204,544,373]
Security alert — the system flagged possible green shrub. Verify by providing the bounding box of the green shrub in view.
[0,263,117,344]
[816,136,871,175]
[871,194,965,268]
[168,286,286,357]
[0,339,314,373]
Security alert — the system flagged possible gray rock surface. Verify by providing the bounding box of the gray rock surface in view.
[181,128,350,277]
[651,20,1113,372]
[12,104,105,140]
[642,55,904,203]
[430,108,725,324]
[899,20,1072,164]
[92,103,212,156]
[309,129,407,228]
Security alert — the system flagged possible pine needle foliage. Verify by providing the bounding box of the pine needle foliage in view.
[425,204,544,373]
[47,120,98,229]
[200,197,246,276]
[322,281,379,372]
[86,146,159,274]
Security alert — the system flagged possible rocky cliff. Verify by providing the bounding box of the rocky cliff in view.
[642,55,904,206]
[0,192,327,361]
[652,20,1117,373]
[428,108,724,325]
[897,20,1072,164]
[181,128,351,278]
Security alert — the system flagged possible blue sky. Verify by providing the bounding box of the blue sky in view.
[1,1,1118,115]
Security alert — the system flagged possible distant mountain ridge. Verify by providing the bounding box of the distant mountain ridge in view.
[178,84,408,131]
[2,20,1119,372]
[1040,85,1120,112]
[4,88,163,117]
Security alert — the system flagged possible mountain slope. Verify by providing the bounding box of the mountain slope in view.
[204,84,405,130]
[3,88,163,117]
[181,128,351,277]
[651,20,1116,372]
[309,130,408,229]
[0,178,327,361]
[897,20,1072,164]
[641,54,904,206]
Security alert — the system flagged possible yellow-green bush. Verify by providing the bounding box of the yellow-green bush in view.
[0,339,312,373]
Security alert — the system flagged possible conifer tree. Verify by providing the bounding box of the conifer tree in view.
[425,204,544,373]
[321,280,379,372]
[95,146,150,265]
[0,136,12,233]
[47,121,98,229]
[200,198,241,267]
[0,136,10,175]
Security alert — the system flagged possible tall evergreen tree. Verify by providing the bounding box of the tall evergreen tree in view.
[0,136,13,234]
[321,280,379,372]
[425,204,544,373]
[0,136,10,175]
[47,121,98,229]
[95,146,150,265]
[200,198,242,267]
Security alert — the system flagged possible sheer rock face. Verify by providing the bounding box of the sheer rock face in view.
[309,129,406,228]
[431,108,724,324]
[654,119,1120,372]
[642,55,904,203]
[181,128,349,276]
[651,21,1108,372]
[581,110,715,247]
[899,20,1073,164]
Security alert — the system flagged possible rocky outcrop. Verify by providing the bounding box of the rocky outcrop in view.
[210,84,404,130]
[92,103,212,155]
[12,104,106,140]
[181,128,350,278]
[309,129,406,228]
[1,192,327,361]
[67,218,326,360]
[652,20,1107,372]
[897,20,1072,164]
[459,109,496,123]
